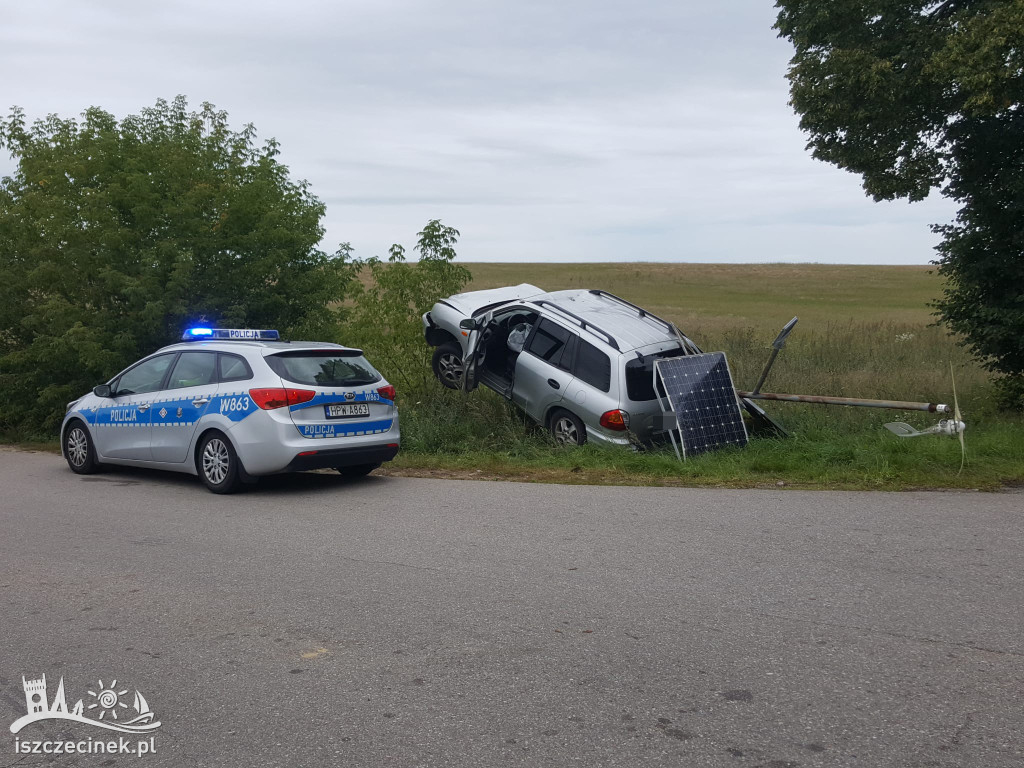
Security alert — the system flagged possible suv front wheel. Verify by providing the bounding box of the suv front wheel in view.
[550,409,586,446]
[432,343,465,390]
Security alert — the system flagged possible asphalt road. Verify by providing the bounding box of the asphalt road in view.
[1,450,1022,767]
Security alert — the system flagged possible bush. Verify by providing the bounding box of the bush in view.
[345,220,470,393]
[0,97,357,434]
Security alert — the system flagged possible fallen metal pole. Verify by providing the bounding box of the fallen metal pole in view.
[751,348,779,395]
[735,391,951,414]
[752,316,798,395]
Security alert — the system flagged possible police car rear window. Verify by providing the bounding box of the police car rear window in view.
[266,351,382,387]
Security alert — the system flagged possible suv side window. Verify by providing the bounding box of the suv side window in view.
[574,339,611,392]
[114,354,175,396]
[166,352,217,390]
[218,353,253,383]
[526,319,575,371]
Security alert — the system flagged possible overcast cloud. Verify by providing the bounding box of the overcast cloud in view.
[1,0,956,263]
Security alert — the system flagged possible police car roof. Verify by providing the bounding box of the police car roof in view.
[159,340,363,354]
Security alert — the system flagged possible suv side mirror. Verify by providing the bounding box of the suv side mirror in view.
[93,384,113,398]
[459,318,478,331]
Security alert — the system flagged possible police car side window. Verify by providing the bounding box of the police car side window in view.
[114,355,175,396]
[218,353,253,383]
[166,352,217,390]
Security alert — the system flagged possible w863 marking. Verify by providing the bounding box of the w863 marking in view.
[220,396,251,413]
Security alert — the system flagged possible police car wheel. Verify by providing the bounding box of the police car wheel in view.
[197,432,242,494]
[550,409,587,447]
[64,420,100,474]
[336,462,381,478]
[432,343,464,390]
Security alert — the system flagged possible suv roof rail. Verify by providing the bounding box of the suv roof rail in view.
[531,300,620,350]
[587,290,674,333]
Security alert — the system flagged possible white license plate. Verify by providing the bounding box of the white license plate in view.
[325,403,370,419]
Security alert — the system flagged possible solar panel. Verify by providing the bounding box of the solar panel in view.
[655,353,748,458]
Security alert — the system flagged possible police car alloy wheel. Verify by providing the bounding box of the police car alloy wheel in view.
[64,421,99,474]
[197,432,242,494]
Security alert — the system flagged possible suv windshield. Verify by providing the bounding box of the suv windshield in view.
[267,351,382,387]
[625,348,688,401]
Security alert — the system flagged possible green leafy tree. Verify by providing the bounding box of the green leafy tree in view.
[346,220,470,390]
[775,0,1024,404]
[0,96,357,434]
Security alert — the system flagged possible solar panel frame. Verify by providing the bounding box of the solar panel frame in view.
[654,353,748,459]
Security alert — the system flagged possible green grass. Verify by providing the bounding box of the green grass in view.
[385,386,1023,490]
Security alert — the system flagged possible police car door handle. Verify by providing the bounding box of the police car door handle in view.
[192,398,210,406]
[137,403,151,411]
[547,379,560,389]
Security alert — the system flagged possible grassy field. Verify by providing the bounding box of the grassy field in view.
[384,262,1023,490]
[463,262,942,329]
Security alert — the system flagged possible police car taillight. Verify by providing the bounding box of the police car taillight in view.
[377,385,396,401]
[249,388,316,410]
[182,327,281,341]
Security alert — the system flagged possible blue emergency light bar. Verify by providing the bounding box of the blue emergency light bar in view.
[182,328,281,341]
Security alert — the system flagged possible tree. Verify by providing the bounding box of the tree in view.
[0,96,357,434]
[346,220,471,390]
[775,0,1024,405]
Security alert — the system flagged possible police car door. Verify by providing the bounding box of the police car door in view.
[93,353,175,461]
[150,351,219,463]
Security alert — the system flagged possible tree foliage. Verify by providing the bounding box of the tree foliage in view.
[775,0,1024,403]
[347,220,471,390]
[0,97,357,433]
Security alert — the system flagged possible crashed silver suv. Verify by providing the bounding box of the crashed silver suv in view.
[422,284,695,446]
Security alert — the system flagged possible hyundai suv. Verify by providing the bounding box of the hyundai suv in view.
[422,285,708,446]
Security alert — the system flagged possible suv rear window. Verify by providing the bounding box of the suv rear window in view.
[267,351,382,387]
[625,348,688,401]
[574,339,610,392]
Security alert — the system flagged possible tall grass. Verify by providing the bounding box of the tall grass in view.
[390,319,1024,489]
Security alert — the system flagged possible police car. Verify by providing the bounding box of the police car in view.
[60,328,400,493]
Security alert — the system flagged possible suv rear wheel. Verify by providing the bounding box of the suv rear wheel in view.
[550,409,586,446]
[432,343,464,390]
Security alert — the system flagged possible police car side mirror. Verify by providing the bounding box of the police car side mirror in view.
[459,319,477,330]
[93,384,113,399]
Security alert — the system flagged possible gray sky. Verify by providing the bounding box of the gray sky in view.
[1,0,955,264]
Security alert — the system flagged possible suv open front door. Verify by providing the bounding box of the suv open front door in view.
[461,311,494,393]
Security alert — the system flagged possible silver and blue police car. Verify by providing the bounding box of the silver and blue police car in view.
[60,328,400,493]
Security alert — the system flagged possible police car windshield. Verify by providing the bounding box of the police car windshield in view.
[266,351,382,388]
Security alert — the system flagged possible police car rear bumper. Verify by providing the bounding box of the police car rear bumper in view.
[228,409,400,475]
[284,443,399,471]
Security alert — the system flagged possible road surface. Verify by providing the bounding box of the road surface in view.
[1,449,1021,766]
